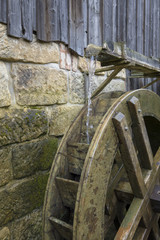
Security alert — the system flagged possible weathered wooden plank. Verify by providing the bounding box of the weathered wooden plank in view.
[128,96,153,169]
[7,0,22,38]
[21,0,33,41]
[0,0,7,23]
[56,177,78,209]
[32,0,36,32]
[49,216,73,240]
[112,0,117,41]
[75,0,84,55]
[67,142,89,175]
[69,0,76,51]
[157,1,160,58]
[117,0,126,42]
[69,0,85,54]
[59,0,68,44]
[115,198,144,240]
[47,0,60,41]
[103,0,113,43]
[149,0,153,57]
[88,0,103,46]
[152,0,158,58]
[113,112,146,198]
[144,0,150,56]
[136,0,144,54]
[126,0,136,50]
[83,0,88,48]
[37,0,60,42]
[36,0,46,41]
[80,115,103,143]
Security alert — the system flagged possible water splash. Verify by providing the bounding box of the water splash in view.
[86,56,96,144]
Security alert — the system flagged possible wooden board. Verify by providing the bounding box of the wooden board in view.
[32,0,36,32]
[69,0,84,55]
[21,0,33,41]
[0,0,7,23]
[37,0,60,42]
[88,0,103,46]
[7,0,22,38]
[59,0,68,44]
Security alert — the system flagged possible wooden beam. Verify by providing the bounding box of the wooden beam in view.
[91,66,123,99]
[114,198,144,240]
[113,112,146,198]
[128,96,153,169]
[142,78,160,89]
[49,217,73,240]
[94,63,133,74]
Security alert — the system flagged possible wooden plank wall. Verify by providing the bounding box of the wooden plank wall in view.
[0,0,160,93]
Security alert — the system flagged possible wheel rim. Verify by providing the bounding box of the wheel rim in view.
[43,89,160,240]
[73,89,160,240]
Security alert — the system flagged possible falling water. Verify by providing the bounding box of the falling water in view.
[86,56,96,144]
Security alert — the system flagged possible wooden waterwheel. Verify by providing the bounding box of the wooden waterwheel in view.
[43,89,160,239]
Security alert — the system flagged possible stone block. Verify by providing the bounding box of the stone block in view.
[78,57,101,73]
[69,72,85,104]
[66,50,71,70]
[12,64,68,106]
[108,69,126,80]
[0,147,13,187]
[0,61,11,107]
[12,137,58,179]
[49,105,83,136]
[0,24,59,64]
[72,55,78,72]
[78,57,88,72]
[10,209,42,240]
[0,227,10,240]
[0,109,47,147]
[0,173,48,227]
[90,75,126,94]
[103,79,126,92]
[60,43,66,69]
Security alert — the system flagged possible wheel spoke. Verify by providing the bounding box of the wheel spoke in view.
[49,216,73,240]
[128,96,153,169]
[56,177,79,209]
[151,215,160,240]
[113,112,146,198]
[114,198,144,240]
[133,227,147,240]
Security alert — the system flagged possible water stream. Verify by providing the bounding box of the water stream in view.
[86,56,96,144]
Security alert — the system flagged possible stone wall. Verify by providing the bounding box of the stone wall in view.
[0,23,126,240]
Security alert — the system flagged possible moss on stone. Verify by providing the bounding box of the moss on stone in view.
[39,137,58,170]
[28,173,49,211]
[0,172,49,227]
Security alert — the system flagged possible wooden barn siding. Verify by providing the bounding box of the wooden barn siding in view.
[0,0,160,92]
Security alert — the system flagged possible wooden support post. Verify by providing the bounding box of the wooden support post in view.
[91,66,123,99]
[142,78,160,89]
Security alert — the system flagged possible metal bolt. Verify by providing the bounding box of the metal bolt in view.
[138,109,142,113]
[125,126,128,131]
